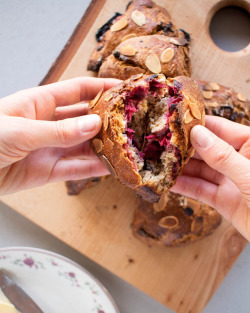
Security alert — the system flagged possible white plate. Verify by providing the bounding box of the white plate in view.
[0,247,120,313]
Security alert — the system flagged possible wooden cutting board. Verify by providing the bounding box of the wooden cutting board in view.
[1,1,249,312]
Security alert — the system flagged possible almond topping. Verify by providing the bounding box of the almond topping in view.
[100,155,117,177]
[190,103,201,119]
[159,216,179,229]
[110,17,128,32]
[170,37,187,46]
[104,94,113,101]
[89,88,103,109]
[204,82,220,91]
[107,138,114,148]
[145,54,161,74]
[131,73,144,80]
[120,45,136,56]
[121,33,137,42]
[92,139,103,153]
[237,93,247,102]
[131,10,146,26]
[184,147,195,164]
[160,47,175,63]
[103,112,109,131]
[191,216,203,233]
[184,109,193,124]
[153,193,168,212]
[202,90,213,100]
[201,110,205,126]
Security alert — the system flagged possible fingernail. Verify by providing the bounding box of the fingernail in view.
[78,114,100,133]
[191,125,214,149]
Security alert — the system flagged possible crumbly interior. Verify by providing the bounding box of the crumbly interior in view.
[122,76,183,192]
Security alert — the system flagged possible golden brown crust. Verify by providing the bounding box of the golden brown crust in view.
[89,74,204,202]
[98,35,191,79]
[132,193,222,247]
[88,0,183,71]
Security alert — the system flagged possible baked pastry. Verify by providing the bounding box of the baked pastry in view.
[132,192,222,247]
[66,177,105,195]
[90,74,205,202]
[132,82,249,247]
[197,80,250,125]
[88,0,184,71]
[98,34,191,80]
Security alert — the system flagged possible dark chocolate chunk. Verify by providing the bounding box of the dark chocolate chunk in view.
[180,28,191,42]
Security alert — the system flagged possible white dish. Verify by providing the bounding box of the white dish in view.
[0,247,120,313]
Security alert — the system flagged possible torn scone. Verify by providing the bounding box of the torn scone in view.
[90,74,205,203]
[98,34,191,80]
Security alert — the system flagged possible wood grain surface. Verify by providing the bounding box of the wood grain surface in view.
[1,0,249,312]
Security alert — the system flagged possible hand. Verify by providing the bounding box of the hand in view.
[171,115,250,241]
[0,77,119,195]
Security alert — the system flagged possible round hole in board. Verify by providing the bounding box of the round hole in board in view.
[209,6,250,52]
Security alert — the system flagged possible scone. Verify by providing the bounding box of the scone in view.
[90,74,205,202]
[132,192,222,247]
[197,80,250,125]
[98,34,191,79]
[88,0,184,71]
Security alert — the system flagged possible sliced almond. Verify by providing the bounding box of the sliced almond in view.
[131,73,144,80]
[204,82,220,91]
[100,155,117,177]
[160,47,175,63]
[145,54,161,74]
[104,94,113,101]
[103,112,109,131]
[186,198,200,215]
[107,138,114,148]
[201,110,205,126]
[202,90,213,100]
[159,216,179,229]
[237,93,247,102]
[89,88,103,109]
[170,37,187,46]
[92,139,103,153]
[110,17,128,32]
[184,147,195,164]
[153,193,168,212]
[190,103,201,119]
[120,45,136,56]
[121,33,137,42]
[206,101,218,108]
[184,109,193,124]
[191,216,203,233]
[131,10,146,26]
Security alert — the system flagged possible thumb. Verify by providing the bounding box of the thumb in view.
[2,114,101,150]
[191,125,250,195]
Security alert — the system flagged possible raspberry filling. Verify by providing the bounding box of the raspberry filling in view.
[122,77,183,189]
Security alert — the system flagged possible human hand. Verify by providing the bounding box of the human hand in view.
[171,115,250,241]
[0,77,119,195]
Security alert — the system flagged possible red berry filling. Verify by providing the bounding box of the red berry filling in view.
[123,77,183,183]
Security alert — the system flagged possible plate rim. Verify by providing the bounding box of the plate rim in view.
[0,246,120,313]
